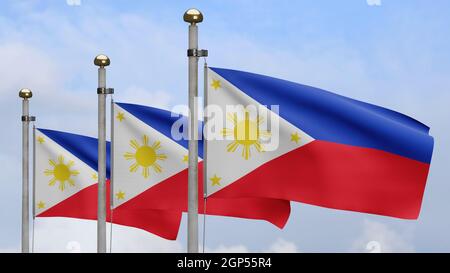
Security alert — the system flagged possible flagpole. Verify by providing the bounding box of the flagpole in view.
[94,55,114,253]
[32,124,36,253]
[109,97,115,253]
[184,8,208,253]
[19,88,35,253]
[203,62,208,200]
[202,61,208,253]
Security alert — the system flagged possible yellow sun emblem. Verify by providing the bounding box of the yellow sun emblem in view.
[124,135,167,178]
[44,155,80,191]
[222,111,271,160]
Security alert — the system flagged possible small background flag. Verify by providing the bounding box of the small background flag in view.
[112,102,291,228]
[205,67,434,219]
[34,128,182,240]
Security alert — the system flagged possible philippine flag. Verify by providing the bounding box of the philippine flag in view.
[112,102,291,228]
[205,67,434,219]
[34,128,182,240]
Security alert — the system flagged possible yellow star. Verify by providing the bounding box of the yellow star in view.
[37,136,45,144]
[182,155,189,163]
[210,175,222,187]
[211,79,222,90]
[116,191,126,200]
[92,173,98,181]
[291,132,301,144]
[116,112,125,122]
[37,201,45,209]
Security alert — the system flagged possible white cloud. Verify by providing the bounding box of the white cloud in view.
[66,0,81,6]
[205,238,298,253]
[206,244,249,253]
[0,41,98,136]
[351,219,415,253]
[118,86,173,110]
[265,238,299,253]
[0,43,61,97]
[33,218,183,253]
[366,0,382,6]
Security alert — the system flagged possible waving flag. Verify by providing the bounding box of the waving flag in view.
[205,67,434,219]
[112,102,290,228]
[34,128,182,240]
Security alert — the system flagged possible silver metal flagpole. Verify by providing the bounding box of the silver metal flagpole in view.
[203,61,209,201]
[32,124,36,253]
[109,97,115,253]
[94,54,114,253]
[202,61,208,253]
[184,8,208,253]
[19,88,35,253]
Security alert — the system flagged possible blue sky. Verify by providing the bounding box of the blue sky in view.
[0,0,449,252]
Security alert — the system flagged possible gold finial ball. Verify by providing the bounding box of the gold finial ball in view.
[94,54,111,67]
[183,8,203,24]
[19,88,33,99]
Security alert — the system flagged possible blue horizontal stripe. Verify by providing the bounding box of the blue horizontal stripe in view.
[116,103,204,158]
[210,67,434,163]
[38,129,111,179]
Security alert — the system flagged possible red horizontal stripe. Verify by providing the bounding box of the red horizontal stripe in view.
[117,162,291,229]
[38,180,182,240]
[38,164,292,235]
[212,140,430,219]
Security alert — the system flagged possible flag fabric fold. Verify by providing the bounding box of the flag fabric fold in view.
[205,67,434,219]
